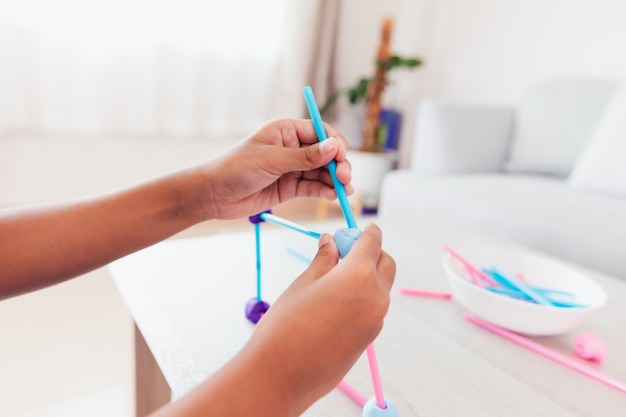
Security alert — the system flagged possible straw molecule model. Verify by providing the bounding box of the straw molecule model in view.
[244,87,399,417]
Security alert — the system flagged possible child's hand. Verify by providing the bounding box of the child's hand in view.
[195,119,352,221]
[247,223,396,414]
[151,224,395,417]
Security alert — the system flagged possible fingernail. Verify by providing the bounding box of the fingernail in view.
[318,233,331,248]
[319,137,338,154]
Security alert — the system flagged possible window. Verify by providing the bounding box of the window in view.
[0,0,287,137]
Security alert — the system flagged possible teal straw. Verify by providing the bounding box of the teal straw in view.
[254,223,262,300]
[303,86,357,229]
[260,212,322,239]
[485,267,554,306]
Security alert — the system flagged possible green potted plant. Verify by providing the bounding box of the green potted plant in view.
[320,17,423,153]
[319,17,423,210]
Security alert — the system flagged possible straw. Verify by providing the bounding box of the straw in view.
[259,212,321,239]
[303,86,357,229]
[484,267,554,306]
[254,223,262,300]
[444,246,499,287]
[337,379,368,407]
[399,287,452,300]
[304,86,385,409]
[366,343,386,408]
[464,313,626,394]
[484,286,586,308]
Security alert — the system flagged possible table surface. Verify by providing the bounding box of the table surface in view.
[108,215,626,416]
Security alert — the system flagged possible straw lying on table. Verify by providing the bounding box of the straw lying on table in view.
[399,287,452,299]
[465,313,626,395]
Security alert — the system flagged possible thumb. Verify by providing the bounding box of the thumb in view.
[300,233,340,283]
[280,137,339,172]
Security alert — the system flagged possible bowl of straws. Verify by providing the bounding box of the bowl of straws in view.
[443,246,607,336]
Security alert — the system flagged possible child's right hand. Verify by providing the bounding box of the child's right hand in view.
[247,223,396,414]
[152,223,395,417]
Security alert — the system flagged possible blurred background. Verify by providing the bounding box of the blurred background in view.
[3,0,626,204]
[2,0,626,416]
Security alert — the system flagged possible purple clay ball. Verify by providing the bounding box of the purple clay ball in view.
[333,227,362,258]
[245,298,270,324]
[248,209,272,224]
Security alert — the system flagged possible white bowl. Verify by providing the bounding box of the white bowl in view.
[443,247,607,336]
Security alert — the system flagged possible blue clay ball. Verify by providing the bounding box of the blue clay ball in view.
[362,397,400,417]
[333,227,362,258]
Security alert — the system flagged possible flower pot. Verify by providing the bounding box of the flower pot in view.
[348,150,396,210]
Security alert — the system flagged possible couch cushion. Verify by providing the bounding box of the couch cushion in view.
[568,79,626,199]
[412,100,513,176]
[379,171,626,280]
[504,78,617,177]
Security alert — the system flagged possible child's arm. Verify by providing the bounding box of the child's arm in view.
[0,119,351,300]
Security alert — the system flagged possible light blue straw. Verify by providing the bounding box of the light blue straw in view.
[260,212,322,239]
[286,246,314,264]
[303,86,358,229]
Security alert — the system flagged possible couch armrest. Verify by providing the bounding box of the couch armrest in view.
[410,99,514,176]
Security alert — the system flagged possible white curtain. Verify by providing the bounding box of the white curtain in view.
[0,0,297,139]
[267,0,341,120]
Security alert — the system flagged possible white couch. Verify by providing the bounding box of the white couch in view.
[379,77,626,281]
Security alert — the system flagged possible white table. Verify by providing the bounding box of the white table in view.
[108,215,626,416]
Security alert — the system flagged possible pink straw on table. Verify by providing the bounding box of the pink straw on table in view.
[399,287,452,300]
[444,246,500,287]
[337,379,368,407]
[464,313,626,394]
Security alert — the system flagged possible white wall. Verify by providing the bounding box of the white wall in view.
[331,0,433,150]
[5,1,626,205]
[424,0,626,103]
[336,0,626,167]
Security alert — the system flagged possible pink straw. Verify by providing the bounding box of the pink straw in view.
[337,379,368,407]
[444,246,500,287]
[464,313,626,394]
[366,343,386,408]
[400,287,452,299]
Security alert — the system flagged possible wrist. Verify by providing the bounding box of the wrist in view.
[170,164,217,226]
[240,323,329,415]
[165,338,303,417]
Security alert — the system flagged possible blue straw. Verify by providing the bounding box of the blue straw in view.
[254,223,262,300]
[260,212,322,239]
[484,267,554,306]
[303,86,358,229]
[286,246,314,264]
[484,286,587,308]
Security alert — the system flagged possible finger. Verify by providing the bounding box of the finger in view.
[296,153,352,195]
[318,182,354,200]
[334,158,352,186]
[376,250,397,292]
[297,233,339,284]
[322,123,349,157]
[301,165,351,190]
[293,178,354,201]
[277,137,340,174]
[344,223,383,265]
[292,119,349,152]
